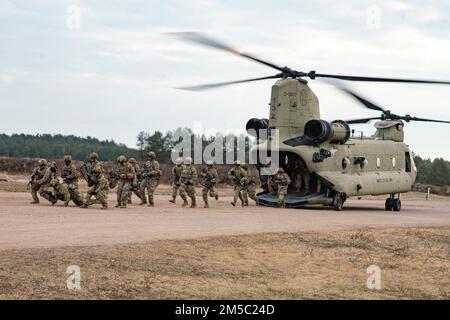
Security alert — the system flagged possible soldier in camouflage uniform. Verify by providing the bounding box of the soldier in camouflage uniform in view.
[228,160,247,207]
[242,163,258,206]
[179,157,197,208]
[29,159,57,204]
[140,151,161,207]
[81,153,104,207]
[81,166,109,209]
[50,178,71,206]
[115,155,135,208]
[61,155,84,206]
[169,157,183,204]
[127,158,144,204]
[271,167,291,208]
[200,160,219,208]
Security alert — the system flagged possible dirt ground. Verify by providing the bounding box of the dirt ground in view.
[0,191,449,250]
[0,227,449,299]
[0,184,449,300]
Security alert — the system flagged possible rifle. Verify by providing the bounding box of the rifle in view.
[80,162,93,186]
[27,170,40,190]
[200,170,214,188]
[61,166,70,182]
[142,163,161,179]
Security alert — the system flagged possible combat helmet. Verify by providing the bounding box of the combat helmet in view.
[63,155,72,163]
[117,155,127,163]
[234,160,241,166]
[38,159,47,166]
[90,152,98,160]
[206,160,214,166]
[175,157,183,165]
[184,157,193,165]
[147,151,155,159]
[129,158,136,164]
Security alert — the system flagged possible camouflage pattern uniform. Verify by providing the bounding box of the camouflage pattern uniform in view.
[61,155,84,206]
[29,159,48,204]
[30,159,57,204]
[228,160,247,207]
[242,163,258,206]
[50,178,70,206]
[115,155,135,208]
[169,157,183,204]
[179,157,197,208]
[272,168,291,207]
[200,160,219,208]
[127,158,144,204]
[140,151,161,206]
[81,167,109,209]
[82,152,104,205]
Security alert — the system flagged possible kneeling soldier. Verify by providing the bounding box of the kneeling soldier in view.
[61,155,84,206]
[50,178,71,206]
[81,167,109,209]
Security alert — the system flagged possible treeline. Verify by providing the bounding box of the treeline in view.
[0,133,139,161]
[415,156,450,186]
[0,129,251,163]
[1,132,449,186]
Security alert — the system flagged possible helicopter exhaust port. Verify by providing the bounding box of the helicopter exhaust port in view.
[246,118,269,140]
[304,120,351,144]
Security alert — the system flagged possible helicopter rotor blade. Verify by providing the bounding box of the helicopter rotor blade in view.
[329,82,387,113]
[314,73,450,85]
[175,74,283,91]
[403,116,450,124]
[167,32,289,74]
[345,117,383,124]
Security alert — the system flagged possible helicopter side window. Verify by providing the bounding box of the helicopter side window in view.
[405,152,411,173]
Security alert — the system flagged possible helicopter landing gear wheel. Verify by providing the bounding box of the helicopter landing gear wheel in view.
[332,194,344,211]
[385,198,393,211]
[392,199,401,212]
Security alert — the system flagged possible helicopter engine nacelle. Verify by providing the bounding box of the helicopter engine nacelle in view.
[246,118,269,140]
[304,119,351,144]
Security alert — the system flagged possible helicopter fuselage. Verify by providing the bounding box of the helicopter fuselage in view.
[248,79,417,208]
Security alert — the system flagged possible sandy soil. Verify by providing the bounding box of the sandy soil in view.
[0,191,449,250]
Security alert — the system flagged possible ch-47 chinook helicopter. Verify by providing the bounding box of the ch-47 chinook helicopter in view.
[170,32,450,211]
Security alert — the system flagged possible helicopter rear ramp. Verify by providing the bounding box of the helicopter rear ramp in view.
[257,192,331,208]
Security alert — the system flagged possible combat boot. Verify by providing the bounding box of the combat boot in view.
[147,203,154,207]
[204,202,209,208]
[169,196,176,203]
[190,198,196,208]
[127,199,132,204]
[231,201,236,206]
[120,204,127,209]
[30,200,39,204]
[182,199,188,207]
[115,203,121,208]
[215,194,219,200]
[50,194,58,205]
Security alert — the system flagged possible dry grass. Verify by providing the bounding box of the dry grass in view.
[0,227,449,300]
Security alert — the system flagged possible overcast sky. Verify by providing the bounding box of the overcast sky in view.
[1,0,450,159]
